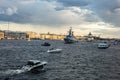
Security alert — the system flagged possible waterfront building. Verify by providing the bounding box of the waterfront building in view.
[0,31,4,39]
[75,36,85,40]
[84,32,95,41]
[39,33,65,40]
[26,31,39,40]
[24,31,66,40]
[4,31,29,40]
[83,32,100,41]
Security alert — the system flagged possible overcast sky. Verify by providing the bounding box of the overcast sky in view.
[0,0,120,38]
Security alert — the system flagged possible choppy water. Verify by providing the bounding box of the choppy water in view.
[0,40,120,80]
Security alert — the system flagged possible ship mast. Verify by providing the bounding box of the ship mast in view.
[8,21,9,31]
[68,27,73,36]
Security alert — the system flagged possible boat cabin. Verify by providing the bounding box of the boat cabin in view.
[98,43,110,49]
[27,60,41,65]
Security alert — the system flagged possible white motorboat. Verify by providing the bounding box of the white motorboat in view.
[22,60,47,73]
[98,43,110,49]
[47,48,62,53]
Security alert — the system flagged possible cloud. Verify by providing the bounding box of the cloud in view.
[0,7,17,15]
[0,0,18,16]
[0,0,98,27]
[86,0,120,26]
[54,0,120,27]
[56,0,89,7]
[0,0,120,37]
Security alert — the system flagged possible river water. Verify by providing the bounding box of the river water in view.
[0,40,120,80]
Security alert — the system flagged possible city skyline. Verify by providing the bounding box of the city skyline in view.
[0,0,120,38]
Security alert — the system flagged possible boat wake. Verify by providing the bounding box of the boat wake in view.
[0,68,28,76]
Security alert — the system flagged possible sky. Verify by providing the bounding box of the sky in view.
[0,0,120,38]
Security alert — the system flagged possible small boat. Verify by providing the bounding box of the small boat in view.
[22,60,47,73]
[41,42,51,46]
[64,27,77,44]
[98,43,110,49]
[27,38,31,41]
[47,48,62,53]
